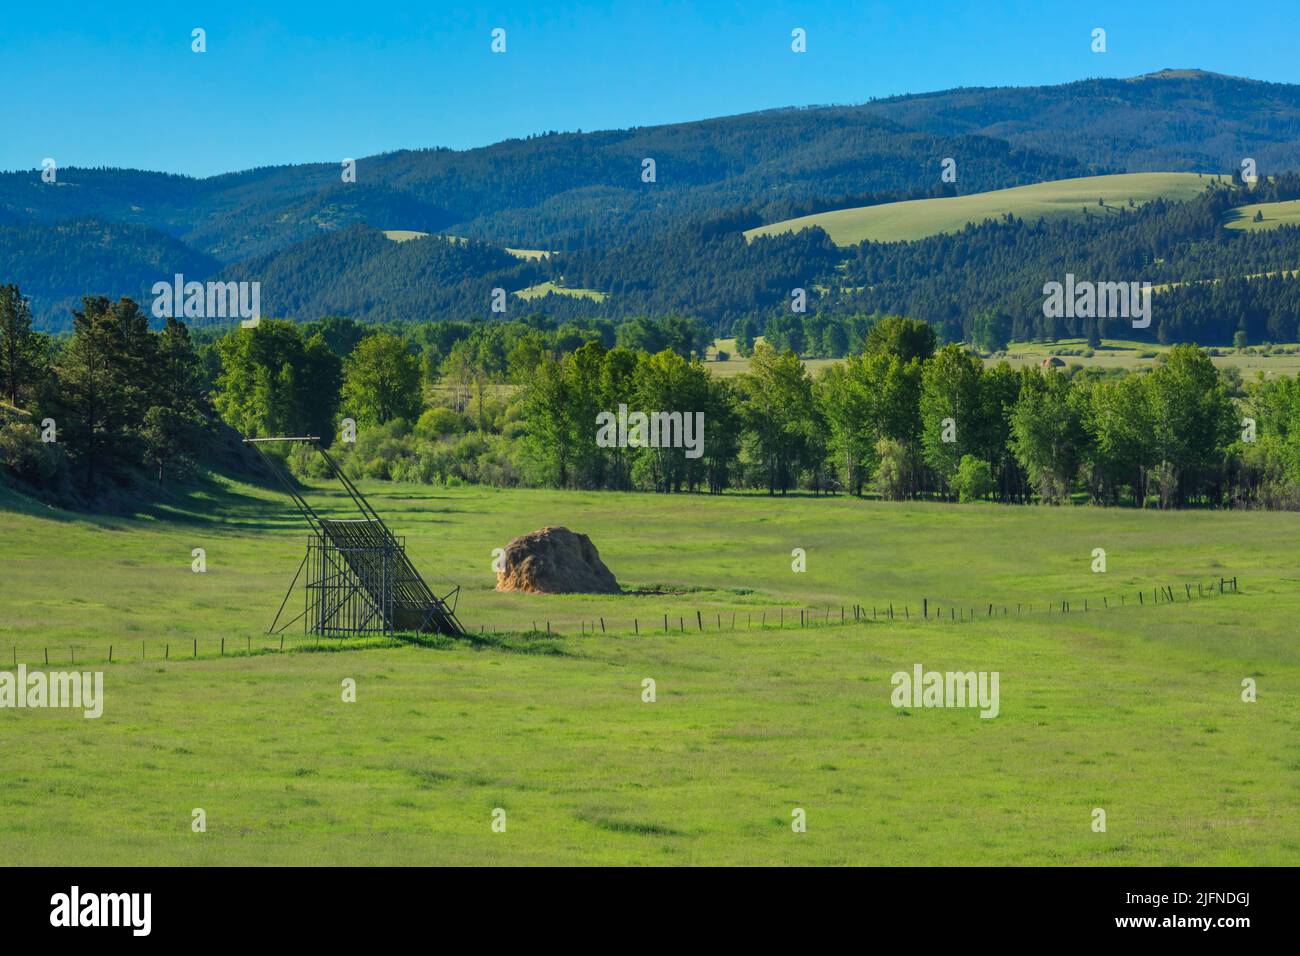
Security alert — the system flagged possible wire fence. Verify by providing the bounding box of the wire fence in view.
[1,576,1240,668]
[466,575,1240,636]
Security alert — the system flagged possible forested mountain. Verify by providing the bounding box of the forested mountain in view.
[862,70,1300,173]
[0,113,1090,263]
[214,227,542,325]
[0,218,219,330]
[4,69,1300,338]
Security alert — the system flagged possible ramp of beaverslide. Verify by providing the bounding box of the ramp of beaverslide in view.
[318,518,464,635]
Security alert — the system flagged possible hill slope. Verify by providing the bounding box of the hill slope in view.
[1223,198,1300,232]
[862,70,1300,173]
[746,172,1226,245]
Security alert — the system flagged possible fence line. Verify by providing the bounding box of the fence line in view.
[468,575,1241,637]
[1,577,1241,666]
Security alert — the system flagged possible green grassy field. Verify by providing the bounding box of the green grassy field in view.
[998,339,1300,378]
[2,476,1297,865]
[381,230,550,260]
[706,338,838,379]
[1223,198,1300,232]
[513,280,607,302]
[706,337,1300,380]
[744,173,1225,246]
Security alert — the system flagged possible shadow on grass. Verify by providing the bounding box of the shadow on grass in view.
[394,630,573,657]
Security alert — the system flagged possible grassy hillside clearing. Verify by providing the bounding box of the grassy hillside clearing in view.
[381,229,549,260]
[745,173,1226,246]
[513,280,607,302]
[1223,198,1300,232]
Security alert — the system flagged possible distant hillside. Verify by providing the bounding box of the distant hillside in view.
[5,69,1300,334]
[1223,198,1300,232]
[862,70,1300,173]
[213,226,542,325]
[746,172,1226,245]
[0,112,1092,265]
[0,218,219,330]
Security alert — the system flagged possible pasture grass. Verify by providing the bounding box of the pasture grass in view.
[1,478,1297,865]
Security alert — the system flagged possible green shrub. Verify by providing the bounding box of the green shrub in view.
[951,455,995,503]
[0,422,66,485]
[415,406,468,439]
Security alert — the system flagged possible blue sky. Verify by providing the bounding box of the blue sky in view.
[2,0,1297,178]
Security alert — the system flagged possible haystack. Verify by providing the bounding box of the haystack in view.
[495,526,620,594]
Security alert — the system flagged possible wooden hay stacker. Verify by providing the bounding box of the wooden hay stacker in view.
[245,436,464,638]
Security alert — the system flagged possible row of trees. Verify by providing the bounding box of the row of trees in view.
[4,284,1298,511]
[517,318,1282,508]
[0,287,208,496]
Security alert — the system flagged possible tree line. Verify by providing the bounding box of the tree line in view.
[5,287,1300,511]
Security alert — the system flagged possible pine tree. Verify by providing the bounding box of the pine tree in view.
[0,284,45,407]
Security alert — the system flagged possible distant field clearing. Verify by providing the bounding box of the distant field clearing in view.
[513,280,607,302]
[745,172,1226,246]
[705,337,1300,379]
[382,230,550,260]
[1223,198,1300,232]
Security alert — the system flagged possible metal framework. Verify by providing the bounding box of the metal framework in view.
[245,436,465,638]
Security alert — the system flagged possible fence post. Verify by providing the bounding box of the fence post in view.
[108,645,113,663]
[697,611,703,631]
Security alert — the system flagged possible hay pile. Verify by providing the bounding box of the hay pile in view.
[494,526,621,594]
